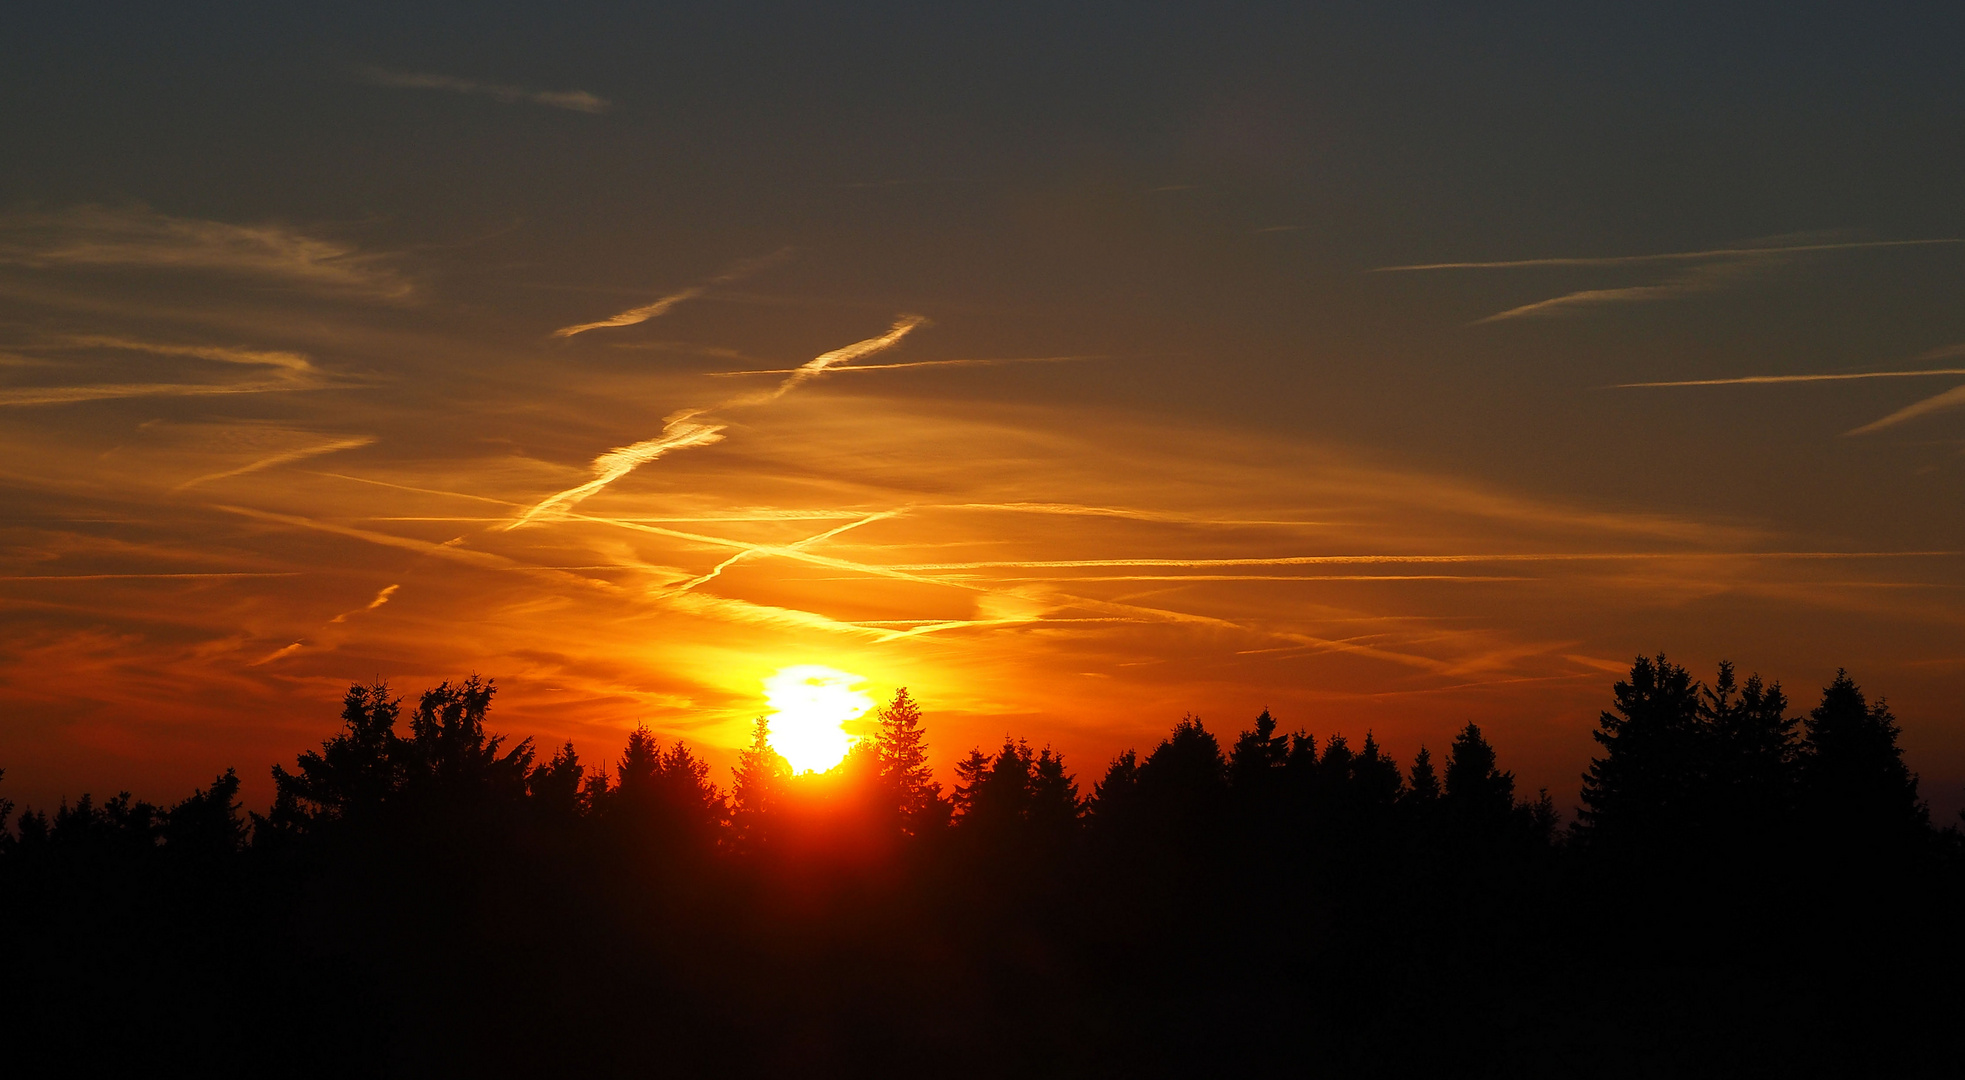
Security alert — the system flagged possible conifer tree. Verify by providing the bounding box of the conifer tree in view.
[1576,655,1703,851]
[1799,671,1928,851]
[731,716,791,847]
[1405,747,1441,805]
[870,687,949,834]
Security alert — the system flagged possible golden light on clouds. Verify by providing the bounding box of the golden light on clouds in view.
[761,665,872,773]
[0,197,1962,818]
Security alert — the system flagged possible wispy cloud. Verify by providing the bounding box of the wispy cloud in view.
[356,66,609,113]
[174,436,374,491]
[707,355,1093,376]
[553,288,705,338]
[0,335,334,408]
[1373,238,1963,272]
[0,206,409,298]
[505,418,728,528]
[552,250,792,337]
[508,316,926,528]
[1472,259,1763,323]
[1845,385,1965,435]
[1615,368,1965,388]
[327,583,398,624]
[252,582,402,665]
[1371,237,1962,324]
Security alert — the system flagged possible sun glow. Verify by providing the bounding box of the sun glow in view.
[762,665,873,773]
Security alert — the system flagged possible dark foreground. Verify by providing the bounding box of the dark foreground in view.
[3,656,1961,1077]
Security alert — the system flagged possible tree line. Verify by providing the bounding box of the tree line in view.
[1,655,1958,1077]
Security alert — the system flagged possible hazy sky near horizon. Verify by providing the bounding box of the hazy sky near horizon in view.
[4,3,1964,815]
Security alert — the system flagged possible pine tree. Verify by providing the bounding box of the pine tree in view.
[1576,655,1703,852]
[264,680,405,833]
[529,742,587,820]
[1799,671,1928,852]
[1443,723,1514,826]
[161,769,247,860]
[1405,747,1441,806]
[1700,661,1797,841]
[731,716,791,848]
[870,687,948,834]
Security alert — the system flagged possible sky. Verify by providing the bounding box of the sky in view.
[3,3,1964,818]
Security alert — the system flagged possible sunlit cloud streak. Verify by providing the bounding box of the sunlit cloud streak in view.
[1372,237,1961,324]
[174,437,373,491]
[0,206,409,298]
[553,287,704,337]
[328,583,399,623]
[1372,238,1962,272]
[1615,368,1965,388]
[1846,384,1965,435]
[508,316,925,528]
[0,335,333,408]
[553,249,792,337]
[879,551,1963,571]
[673,512,897,593]
[355,66,610,113]
[251,582,402,666]
[707,355,1094,376]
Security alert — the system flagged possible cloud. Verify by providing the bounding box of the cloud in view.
[507,316,926,527]
[1615,367,1965,388]
[0,334,334,408]
[551,249,792,337]
[327,583,398,624]
[0,206,410,298]
[1372,238,1963,273]
[1370,237,1962,324]
[553,288,705,338]
[1845,384,1965,435]
[707,354,1093,376]
[174,436,374,491]
[1472,259,1762,323]
[506,417,729,528]
[356,67,609,113]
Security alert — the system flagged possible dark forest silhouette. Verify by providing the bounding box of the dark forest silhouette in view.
[2,656,1961,1077]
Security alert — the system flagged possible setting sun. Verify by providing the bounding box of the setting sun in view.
[762,665,873,773]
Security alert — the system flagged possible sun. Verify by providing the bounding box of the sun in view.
[762,665,873,773]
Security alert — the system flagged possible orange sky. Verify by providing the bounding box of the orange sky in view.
[4,8,1964,818]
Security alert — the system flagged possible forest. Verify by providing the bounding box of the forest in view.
[2,655,1960,1077]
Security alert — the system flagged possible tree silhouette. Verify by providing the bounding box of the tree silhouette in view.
[730,716,790,850]
[1700,661,1796,844]
[608,724,727,844]
[404,676,534,804]
[869,687,949,835]
[528,741,587,821]
[1799,670,1929,854]
[161,769,246,861]
[1443,723,1515,829]
[264,680,404,834]
[1405,746,1441,806]
[1576,654,1704,854]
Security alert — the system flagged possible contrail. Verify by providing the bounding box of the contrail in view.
[355,66,610,113]
[328,583,399,623]
[553,287,705,337]
[507,315,926,528]
[174,436,373,491]
[1846,384,1965,436]
[552,248,792,337]
[707,354,1091,376]
[505,416,727,528]
[1372,238,1963,272]
[1615,368,1965,388]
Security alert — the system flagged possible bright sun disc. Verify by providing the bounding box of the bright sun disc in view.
[763,665,872,773]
